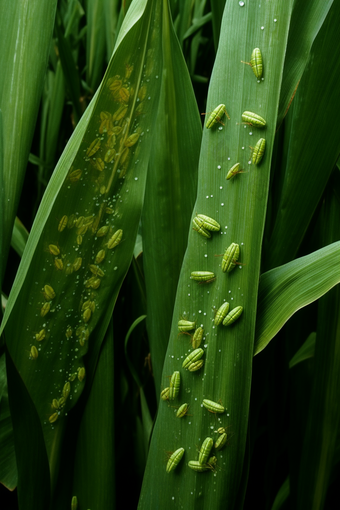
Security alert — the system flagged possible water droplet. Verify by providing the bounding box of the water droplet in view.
[221,203,224,206]
[239,1,245,6]
[218,126,223,131]
[249,132,253,136]
[220,186,223,189]
[261,26,264,30]
[217,165,221,169]
[274,18,277,22]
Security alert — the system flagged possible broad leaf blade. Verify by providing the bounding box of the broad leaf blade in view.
[139,1,294,508]
[2,0,162,491]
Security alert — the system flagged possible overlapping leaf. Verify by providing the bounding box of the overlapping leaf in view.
[2,0,163,493]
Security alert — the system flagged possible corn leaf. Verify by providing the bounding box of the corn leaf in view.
[139,1,294,507]
[2,0,163,495]
[142,0,201,394]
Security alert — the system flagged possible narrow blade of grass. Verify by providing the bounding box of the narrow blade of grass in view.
[255,241,340,356]
[0,0,58,266]
[142,0,201,395]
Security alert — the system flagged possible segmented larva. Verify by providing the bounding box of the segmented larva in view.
[251,138,266,165]
[166,447,185,473]
[222,243,240,273]
[241,48,263,79]
[176,403,189,418]
[222,306,243,326]
[190,271,215,283]
[169,371,180,400]
[182,348,204,369]
[178,320,196,332]
[205,104,230,128]
[199,437,214,465]
[241,111,266,128]
[214,302,230,326]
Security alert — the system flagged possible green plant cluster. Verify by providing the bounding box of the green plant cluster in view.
[0,1,340,509]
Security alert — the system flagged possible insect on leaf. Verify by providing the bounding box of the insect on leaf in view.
[1,0,163,465]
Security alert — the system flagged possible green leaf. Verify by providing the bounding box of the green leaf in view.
[140,387,153,455]
[295,180,340,509]
[0,0,58,265]
[55,11,83,123]
[142,0,201,394]
[271,477,290,510]
[266,2,340,269]
[0,109,4,286]
[255,241,340,356]
[86,0,107,91]
[278,0,333,123]
[2,0,163,494]
[71,320,115,510]
[103,0,120,60]
[11,218,29,259]
[139,1,294,508]
[124,315,147,388]
[0,355,17,490]
[42,61,66,173]
[182,13,212,41]
[6,349,50,509]
[210,0,226,51]
[289,332,315,369]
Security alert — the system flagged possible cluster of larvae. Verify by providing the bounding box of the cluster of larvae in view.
[163,216,243,473]
[162,47,264,474]
[28,59,150,425]
[39,211,123,424]
[209,47,267,177]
